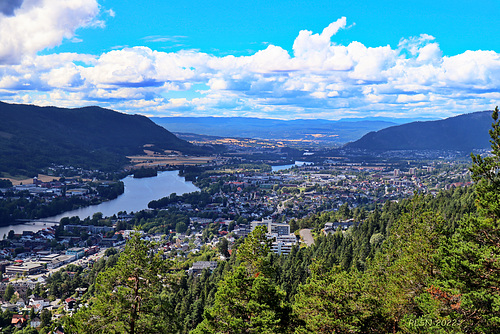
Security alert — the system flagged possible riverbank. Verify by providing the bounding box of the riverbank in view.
[0,179,124,227]
[0,171,199,236]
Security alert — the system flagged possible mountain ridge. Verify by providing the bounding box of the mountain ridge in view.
[346,110,494,151]
[0,101,204,176]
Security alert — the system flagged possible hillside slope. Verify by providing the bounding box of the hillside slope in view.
[0,102,203,176]
[346,111,493,151]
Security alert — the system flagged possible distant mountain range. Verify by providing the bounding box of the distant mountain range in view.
[346,111,494,151]
[0,102,204,176]
[151,116,397,144]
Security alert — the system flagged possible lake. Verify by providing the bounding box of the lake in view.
[0,171,199,236]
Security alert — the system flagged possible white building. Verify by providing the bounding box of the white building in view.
[268,233,298,255]
[250,219,290,236]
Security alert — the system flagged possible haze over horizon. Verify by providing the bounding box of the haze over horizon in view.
[0,0,498,121]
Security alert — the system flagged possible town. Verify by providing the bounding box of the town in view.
[0,151,475,331]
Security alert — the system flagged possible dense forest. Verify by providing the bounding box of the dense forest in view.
[57,183,484,334]
[347,110,493,151]
[0,101,210,177]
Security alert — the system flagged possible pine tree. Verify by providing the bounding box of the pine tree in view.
[236,225,273,276]
[3,284,14,301]
[438,106,500,332]
[67,233,176,334]
[193,226,292,333]
[293,262,364,333]
[193,266,291,334]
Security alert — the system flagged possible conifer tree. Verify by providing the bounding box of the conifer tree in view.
[293,262,364,333]
[3,284,14,301]
[439,106,500,331]
[67,233,176,334]
[193,226,292,333]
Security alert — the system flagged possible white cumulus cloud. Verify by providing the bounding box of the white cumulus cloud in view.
[1,15,500,120]
[0,0,99,64]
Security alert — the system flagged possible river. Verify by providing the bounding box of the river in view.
[0,171,199,237]
[272,161,313,172]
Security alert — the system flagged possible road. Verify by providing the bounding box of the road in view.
[299,229,314,246]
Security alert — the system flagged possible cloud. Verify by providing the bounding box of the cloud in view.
[293,17,347,58]
[1,16,500,119]
[142,35,187,43]
[0,0,100,64]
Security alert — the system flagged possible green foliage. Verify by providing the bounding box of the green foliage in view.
[434,106,500,332]
[290,107,500,333]
[133,168,158,179]
[217,238,230,258]
[194,266,292,334]
[293,263,364,333]
[348,109,493,151]
[470,106,500,219]
[0,179,12,188]
[44,265,86,300]
[104,247,118,257]
[291,195,458,333]
[193,224,294,333]
[0,101,207,176]
[40,309,51,328]
[176,221,188,234]
[95,181,125,201]
[3,284,14,301]
[168,262,230,333]
[236,225,273,276]
[149,191,212,209]
[68,234,176,334]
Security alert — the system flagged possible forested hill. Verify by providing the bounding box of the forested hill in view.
[346,110,493,151]
[0,101,205,176]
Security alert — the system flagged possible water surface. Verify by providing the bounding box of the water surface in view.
[0,171,198,236]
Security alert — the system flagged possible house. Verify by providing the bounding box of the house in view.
[46,255,75,270]
[29,297,50,312]
[65,297,76,311]
[75,287,87,298]
[323,221,357,234]
[5,262,44,276]
[11,314,27,329]
[250,219,290,236]
[268,233,298,255]
[1,303,18,312]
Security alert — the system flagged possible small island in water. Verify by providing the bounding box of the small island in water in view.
[133,167,158,179]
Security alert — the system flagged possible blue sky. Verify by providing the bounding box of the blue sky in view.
[0,0,499,120]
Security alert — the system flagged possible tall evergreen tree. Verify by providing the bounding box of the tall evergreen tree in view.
[438,106,500,332]
[67,233,176,334]
[193,226,292,333]
[293,262,364,333]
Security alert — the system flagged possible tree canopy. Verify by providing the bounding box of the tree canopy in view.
[67,233,176,334]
